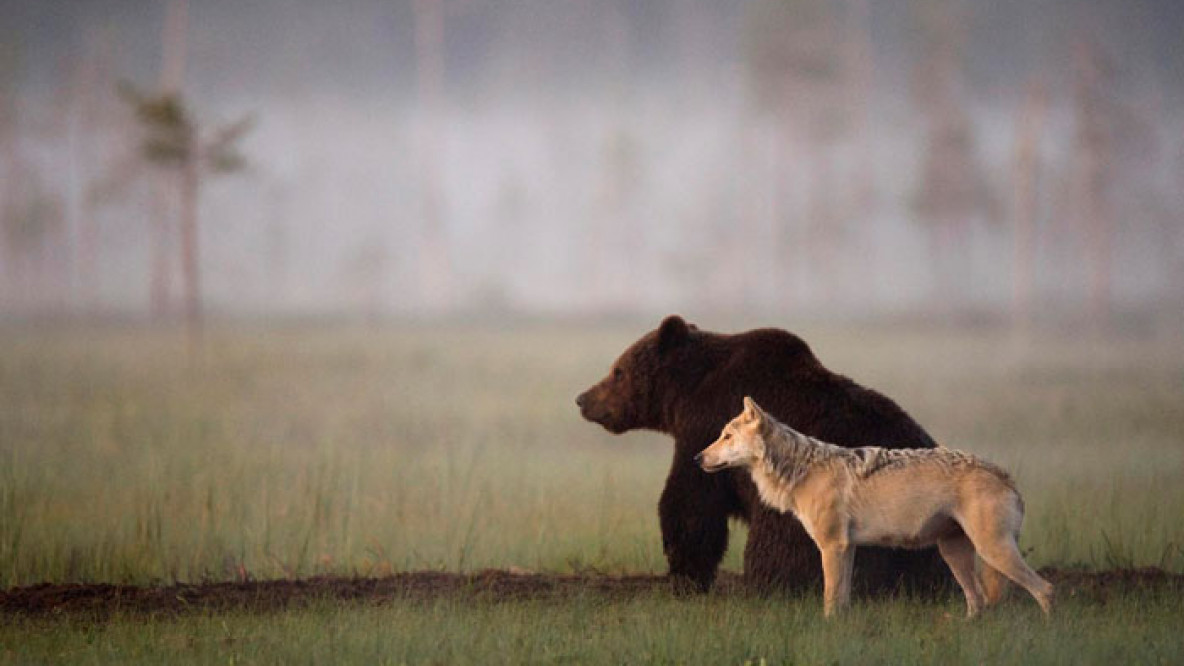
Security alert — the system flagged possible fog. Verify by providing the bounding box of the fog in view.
[2,0,1182,322]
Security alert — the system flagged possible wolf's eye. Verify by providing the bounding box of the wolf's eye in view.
[723,432,731,440]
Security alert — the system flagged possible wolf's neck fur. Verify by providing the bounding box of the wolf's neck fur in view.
[750,422,845,513]
[748,419,1016,516]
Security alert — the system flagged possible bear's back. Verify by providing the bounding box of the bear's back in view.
[692,327,935,452]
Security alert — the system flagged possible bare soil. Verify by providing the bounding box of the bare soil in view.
[3,568,1180,619]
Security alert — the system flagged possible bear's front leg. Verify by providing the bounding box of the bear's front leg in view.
[658,451,732,593]
[743,505,822,594]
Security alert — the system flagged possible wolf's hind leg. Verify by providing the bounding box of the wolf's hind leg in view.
[979,560,1010,607]
[937,533,984,618]
[966,529,1053,615]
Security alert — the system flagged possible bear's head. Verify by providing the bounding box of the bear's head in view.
[576,315,701,434]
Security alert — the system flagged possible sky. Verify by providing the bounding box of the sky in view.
[1,0,1181,319]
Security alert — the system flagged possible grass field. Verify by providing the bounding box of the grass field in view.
[5,586,1183,665]
[2,319,1183,663]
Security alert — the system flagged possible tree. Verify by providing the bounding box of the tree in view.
[1010,77,1048,335]
[592,127,645,310]
[412,0,452,311]
[0,39,23,309]
[340,237,390,323]
[151,0,189,316]
[1071,36,1115,334]
[120,84,251,348]
[743,0,865,307]
[910,0,993,309]
[0,41,72,313]
[65,28,124,313]
[1,166,65,309]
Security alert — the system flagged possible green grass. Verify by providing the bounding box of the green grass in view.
[3,321,1182,585]
[4,589,1183,665]
[0,323,675,584]
[2,320,1183,663]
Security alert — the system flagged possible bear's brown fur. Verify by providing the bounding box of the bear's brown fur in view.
[577,315,948,594]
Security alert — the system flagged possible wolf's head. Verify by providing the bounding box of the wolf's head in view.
[696,396,768,473]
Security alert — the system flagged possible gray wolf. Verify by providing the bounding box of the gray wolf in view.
[697,397,1053,618]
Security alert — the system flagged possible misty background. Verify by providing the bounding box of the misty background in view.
[2,0,1182,323]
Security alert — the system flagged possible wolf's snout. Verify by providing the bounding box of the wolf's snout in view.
[693,451,704,465]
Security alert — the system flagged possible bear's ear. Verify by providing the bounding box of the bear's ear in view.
[657,315,691,354]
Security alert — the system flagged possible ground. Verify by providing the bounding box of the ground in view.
[2,319,1183,663]
[3,570,1184,664]
[1,568,1179,617]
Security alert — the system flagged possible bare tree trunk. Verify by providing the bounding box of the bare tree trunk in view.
[179,155,201,351]
[160,0,188,95]
[1073,38,1112,335]
[773,97,800,312]
[72,40,98,313]
[842,0,876,310]
[1083,174,1112,333]
[806,141,841,307]
[845,0,875,215]
[733,120,776,313]
[266,185,290,306]
[1011,78,1047,336]
[149,0,188,319]
[64,67,87,310]
[70,29,116,314]
[413,0,450,311]
[1175,123,1184,317]
[149,174,173,316]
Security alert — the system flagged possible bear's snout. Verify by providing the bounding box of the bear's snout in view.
[576,387,629,433]
[575,389,600,421]
[576,390,597,420]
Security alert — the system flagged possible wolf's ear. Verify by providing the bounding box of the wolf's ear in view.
[742,396,764,423]
[657,315,691,354]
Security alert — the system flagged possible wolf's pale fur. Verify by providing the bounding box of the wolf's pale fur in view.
[698,397,1053,618]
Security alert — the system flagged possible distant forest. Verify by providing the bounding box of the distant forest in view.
[2,0,1182,322]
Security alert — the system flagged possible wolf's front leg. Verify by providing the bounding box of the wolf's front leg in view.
[820,544,854,617]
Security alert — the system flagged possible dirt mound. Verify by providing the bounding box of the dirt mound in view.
[2,568,1179,619]
[1043,567,1184,601]
[0,571,693,618]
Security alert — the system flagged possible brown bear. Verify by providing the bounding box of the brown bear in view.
[576,315,948,594]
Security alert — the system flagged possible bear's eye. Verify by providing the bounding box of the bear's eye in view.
[612,367,623,380]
